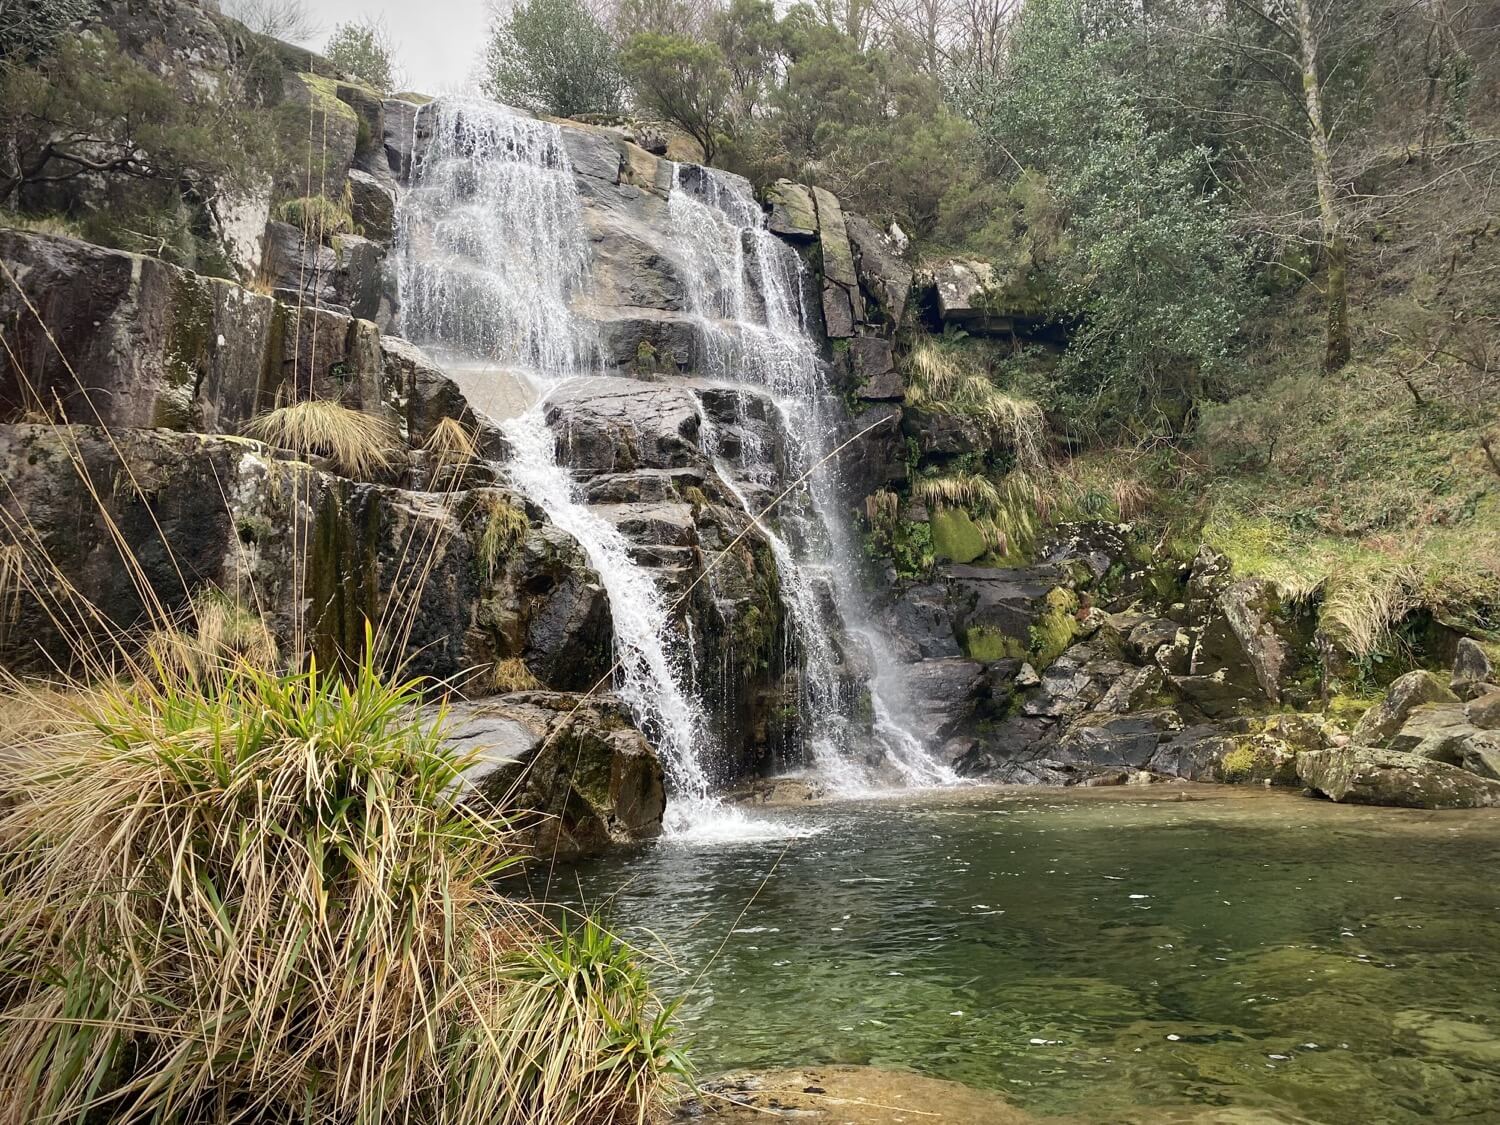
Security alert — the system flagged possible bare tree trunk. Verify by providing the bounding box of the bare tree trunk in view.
[1295,0,1350,371]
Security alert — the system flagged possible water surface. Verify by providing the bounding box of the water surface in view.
[566,786,1500,1123]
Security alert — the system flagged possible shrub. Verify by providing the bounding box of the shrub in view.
[244,399,399,477]
[0,651,683,1124]
[325,18,397,93]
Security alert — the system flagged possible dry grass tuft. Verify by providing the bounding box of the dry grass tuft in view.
[904,342,1047,471]
[244,399,399,478]
[913,471,1003,514]
[145,588,278,680]
[493,656,544,693]
[426,416,480,464]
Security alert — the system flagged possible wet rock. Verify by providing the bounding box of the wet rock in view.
[381,97,425,180]
[1126,616,1184,662]
[1096,664,1165,713]
[848,337,903,401]
[0,228,281,431]
[906,658,987,746]
[1451,637,1494,700]
[1021,643,1126,720]
[449,693,664,858]
[1170,670,1259,720]
[1298,746,1500,809]
[1054,711,1182,773]
[545,377,702,476]
[1353,670,1460,746]
[1147,727,1235,781]
[724,776,827,805]
[347,168,397,243]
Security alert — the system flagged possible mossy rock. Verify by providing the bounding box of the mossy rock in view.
[931,507,987,564]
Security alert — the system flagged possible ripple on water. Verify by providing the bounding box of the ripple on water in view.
[570,785,1500,1123]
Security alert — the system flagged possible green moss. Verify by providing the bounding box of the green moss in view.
[1028,587,1080,667]
[296,73,359,125]
[1219,744,1260,781]
[964,626,1025,663]
[931,507,987,564]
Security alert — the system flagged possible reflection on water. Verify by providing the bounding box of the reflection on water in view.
[565,786,1500,1123]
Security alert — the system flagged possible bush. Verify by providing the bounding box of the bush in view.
[324,18,398,93]
[243,399,398,477]
[0,651,683,1123]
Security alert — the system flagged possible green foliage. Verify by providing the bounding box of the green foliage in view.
[954,0,1256,437]
[621,31,733,161]
[474,493,530,580]
[325,18,397,93]
[484,0,625,118]
[0,31,274,266]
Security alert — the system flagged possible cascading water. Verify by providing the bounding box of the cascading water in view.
[667,166,957,788]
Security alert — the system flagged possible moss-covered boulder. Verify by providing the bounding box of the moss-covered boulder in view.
[1298,746,1500,809]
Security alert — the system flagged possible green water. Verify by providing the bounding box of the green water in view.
[565,786,1500,1123]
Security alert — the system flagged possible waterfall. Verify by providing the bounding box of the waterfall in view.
[668,166,957,788]
[397,100,711,818]
[396,95,955,823]
[395,96,594,376]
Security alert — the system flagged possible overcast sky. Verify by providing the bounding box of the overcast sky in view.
[298,0,491,95]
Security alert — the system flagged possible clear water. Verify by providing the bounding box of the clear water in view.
[568,787,1500,1123]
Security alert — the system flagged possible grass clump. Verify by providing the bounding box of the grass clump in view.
[244,399,399,478]
[424,416,480,464]
[905,341,1046,471]
[475,493,530,580]
[0,650,683,1124]
[275,191,357,238]
[145,588,279,678]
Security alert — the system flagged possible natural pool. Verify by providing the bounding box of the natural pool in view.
[560,786,1500,1123]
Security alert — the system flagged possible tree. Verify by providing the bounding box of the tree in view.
[620,32,732,160]
[953,0,1255,434]
[325,18,398,93]
[0,0,97,66]
[484,0,626,117]
[0,33,269,216]
[222,0,319,41]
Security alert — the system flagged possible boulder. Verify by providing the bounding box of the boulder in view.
[1387,703,1473,763]
[1467,686,1500,730]
[1053,711,1182,773]
[849,338,903,401]
[1460,732,1500,780]
[1451,637,1494,700]
[923,258,1009,332]
[448,693,665,858]
[1353,670,1460,746]
[765,180,817,239]
[1298,746,1500,809]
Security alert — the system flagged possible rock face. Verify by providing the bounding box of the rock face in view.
[0,424,612,693]
[447,694,665,858]
[1298,746,1500,809]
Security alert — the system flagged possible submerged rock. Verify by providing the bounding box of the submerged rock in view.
[690,1065,1038,1123]
[1298,746,1500,809]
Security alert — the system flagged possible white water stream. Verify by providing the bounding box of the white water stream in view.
[396,97,954,836]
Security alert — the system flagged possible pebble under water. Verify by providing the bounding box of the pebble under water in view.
[562,786,1500,1123]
